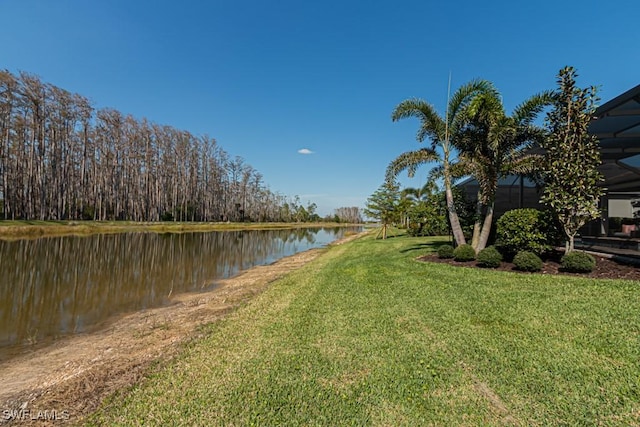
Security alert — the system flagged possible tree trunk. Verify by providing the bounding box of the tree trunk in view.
[444,176,466,246]
[566,233,575,253]
[477,203,495,251]
[471,191,483,250]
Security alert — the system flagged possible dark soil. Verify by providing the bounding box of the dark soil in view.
[419,250,640,281]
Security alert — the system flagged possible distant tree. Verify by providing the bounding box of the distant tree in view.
[333,206,363,223]
[0,69,294,222]
[306,202,321,222]
[324,213,340,223]
[540,66,603,252]
[364,182,400,239]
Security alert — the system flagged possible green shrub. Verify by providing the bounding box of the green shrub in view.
[406,203,448,236]
[561,251,596,273]
[496,208,561,258]
[513,251,543,272]
[437,244,454,259]
[406,222,424,237]
[453,244,476,262]
[476,246,502,268]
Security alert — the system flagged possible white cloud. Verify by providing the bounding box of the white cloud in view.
[297,148,314,155]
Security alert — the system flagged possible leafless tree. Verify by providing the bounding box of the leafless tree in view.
[333,207,363,223]
[0,70,318,223]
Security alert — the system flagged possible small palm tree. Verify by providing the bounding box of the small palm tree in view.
[456,89,553,250]
[387,80,495,246]
[401,181,437,203]
[399,181,438,229]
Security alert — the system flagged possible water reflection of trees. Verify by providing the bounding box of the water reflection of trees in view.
[0,227,360,356]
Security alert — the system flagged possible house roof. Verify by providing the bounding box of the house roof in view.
[589,84,640,192]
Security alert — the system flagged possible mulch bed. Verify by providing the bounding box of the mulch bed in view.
[419,251,640,281]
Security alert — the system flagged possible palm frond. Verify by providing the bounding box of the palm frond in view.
[401,186,420,198]
[448,79,497,127]
[391,98,445,144]
[449,156,475,179]
[420,180,439,196]
[427,165,444,182]
[385,147,439,181]
[512,90,555,125]
[501,153,542,176]
[465,90,505,122]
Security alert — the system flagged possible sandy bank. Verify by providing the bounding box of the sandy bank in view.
[0,231,365,425]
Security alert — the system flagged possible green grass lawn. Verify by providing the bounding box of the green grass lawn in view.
[88,233,640,426]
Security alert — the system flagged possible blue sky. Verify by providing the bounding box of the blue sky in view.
[1,0,639,216]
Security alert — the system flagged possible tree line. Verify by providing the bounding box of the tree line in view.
[331,207,362,223]
[0,70,319,222]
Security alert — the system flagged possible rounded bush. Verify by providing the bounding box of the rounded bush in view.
[476,246,503,268]
[496,208,561,258]
[453,244,476,262]
[513,251,543,272]
[561,251,596,273]
[437,244,454,259]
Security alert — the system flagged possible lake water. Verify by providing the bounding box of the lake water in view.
[0,226,360,359]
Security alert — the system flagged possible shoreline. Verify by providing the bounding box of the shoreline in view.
[0,221,364,240]
[0,230,366,425]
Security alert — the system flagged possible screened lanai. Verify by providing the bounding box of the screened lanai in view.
[588,83,640,237]
[459,83,640,250]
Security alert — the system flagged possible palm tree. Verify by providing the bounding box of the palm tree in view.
[456,89,553,250]
[386,80,495,246]
[398,181,437,229]
[401,181,437,203]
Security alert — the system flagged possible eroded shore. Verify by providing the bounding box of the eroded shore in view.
[0,221,349,240]
[0,231,364,425]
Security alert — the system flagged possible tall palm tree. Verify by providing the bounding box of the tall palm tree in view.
[386,80,495,246]
[456,89,553,250]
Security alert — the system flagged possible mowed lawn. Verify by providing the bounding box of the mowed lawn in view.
[90,232,640,426]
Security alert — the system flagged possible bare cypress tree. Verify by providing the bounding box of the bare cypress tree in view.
[0,71,18,219]
[334,207,362,223]
[0,70,297,222]
[75,93,94,219]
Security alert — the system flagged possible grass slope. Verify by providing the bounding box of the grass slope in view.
[89,234,640,426]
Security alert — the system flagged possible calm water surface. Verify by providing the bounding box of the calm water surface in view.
[0,226,360,359]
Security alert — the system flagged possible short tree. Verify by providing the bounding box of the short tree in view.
[365,182,401,239]
[540,66,603,252]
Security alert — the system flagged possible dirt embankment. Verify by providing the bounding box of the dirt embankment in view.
[0,232,365,425]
